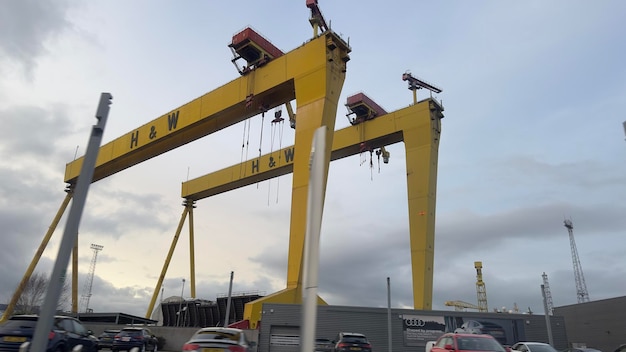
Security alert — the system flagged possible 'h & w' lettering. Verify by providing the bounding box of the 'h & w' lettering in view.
[168,111,179,131]
[130,131,139,149]
[251,159,259,173]
[284,148,295,163]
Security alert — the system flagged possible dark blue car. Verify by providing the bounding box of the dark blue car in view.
[0,315,98,352]
[111,327,157,352]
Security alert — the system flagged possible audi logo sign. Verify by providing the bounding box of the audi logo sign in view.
[404,318,426,327]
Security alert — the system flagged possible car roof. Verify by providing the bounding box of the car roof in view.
[450,333,494,338]
[10,315,77,320]
[518,342,550,345]
[340,332,366,337]
[196,327,244,333]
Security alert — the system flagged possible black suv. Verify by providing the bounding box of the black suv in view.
[111,327,157,352]
[333,332,372,352]
[0,315,98,352]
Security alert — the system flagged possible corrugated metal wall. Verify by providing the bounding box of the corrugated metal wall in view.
[257,304,569,352]
[554,296,626,352]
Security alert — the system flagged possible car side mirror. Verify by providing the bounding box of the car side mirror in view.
[87,330,94,335]
[445,344,455,351]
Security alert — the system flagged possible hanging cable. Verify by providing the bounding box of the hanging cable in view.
[276,113,285,204]
[240,119,249,177]
[369,149,374,181]
[257,109,266,189]
[243,118,252,177]
[270,109,285,204]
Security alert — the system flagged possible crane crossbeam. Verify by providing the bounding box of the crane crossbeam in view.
[64,31,350,185]
[181,108,407,200]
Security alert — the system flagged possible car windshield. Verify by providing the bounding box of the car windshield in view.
[193,330,240,341]
[2,320,37,329]
[119,330,142,337]
[457,337,506,351]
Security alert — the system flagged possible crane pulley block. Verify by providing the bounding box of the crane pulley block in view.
[230,27,284,74]
[345,92,387,125]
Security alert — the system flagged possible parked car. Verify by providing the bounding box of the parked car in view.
[0,314,98,352]
[111,327,158,352]
[562,348,603,352]
[511,342,559,352]
[181,327,256,352]
[333,332,372,352]
[454,320,507,344]
[430,332,507,352]
[315,338,335,352]
[426,341,436,352]
[614,345,626,352]
[97,329,120,350]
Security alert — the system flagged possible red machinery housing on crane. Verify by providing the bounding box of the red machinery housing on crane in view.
[229,27,284,75]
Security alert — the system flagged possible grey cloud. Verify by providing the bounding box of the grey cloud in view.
[0,0,73,76]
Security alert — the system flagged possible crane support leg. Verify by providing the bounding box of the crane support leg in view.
[404,100,443,310]
[145,202,192,318]
[242,31,349,328]
[0,188,74,322]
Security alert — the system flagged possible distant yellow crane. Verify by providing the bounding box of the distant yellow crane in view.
[444,300,480,311]
[475,261,488,312]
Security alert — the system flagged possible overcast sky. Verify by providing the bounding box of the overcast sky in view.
[1,1,625,319]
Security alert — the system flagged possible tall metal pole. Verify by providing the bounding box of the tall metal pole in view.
[177,278,185,327]
[30,93,112,352]
[387,277,392,352]
[301,127,327,352]
[541,284,554,346]
[224,271,234,327]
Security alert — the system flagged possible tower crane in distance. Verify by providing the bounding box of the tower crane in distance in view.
[563,219,590,303]
[79,243,103,313]
[475,261,488,312]
[445,300,480,312]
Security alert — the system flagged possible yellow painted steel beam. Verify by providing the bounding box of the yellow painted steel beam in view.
[181,110,406,200]
[64,31,350,185]
[183,98,443,326]
[145,203,191,318]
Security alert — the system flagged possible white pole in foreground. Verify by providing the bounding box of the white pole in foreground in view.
[301,127,327,352]
[224,271,234,327]
[387,277,392,352]
[31,93,112,352]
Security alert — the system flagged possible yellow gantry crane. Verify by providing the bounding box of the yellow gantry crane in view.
[2,1,445,327]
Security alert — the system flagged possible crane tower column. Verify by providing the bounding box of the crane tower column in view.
[563,219,590,303]
[475,261,488,312]
[80,244,103,313]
